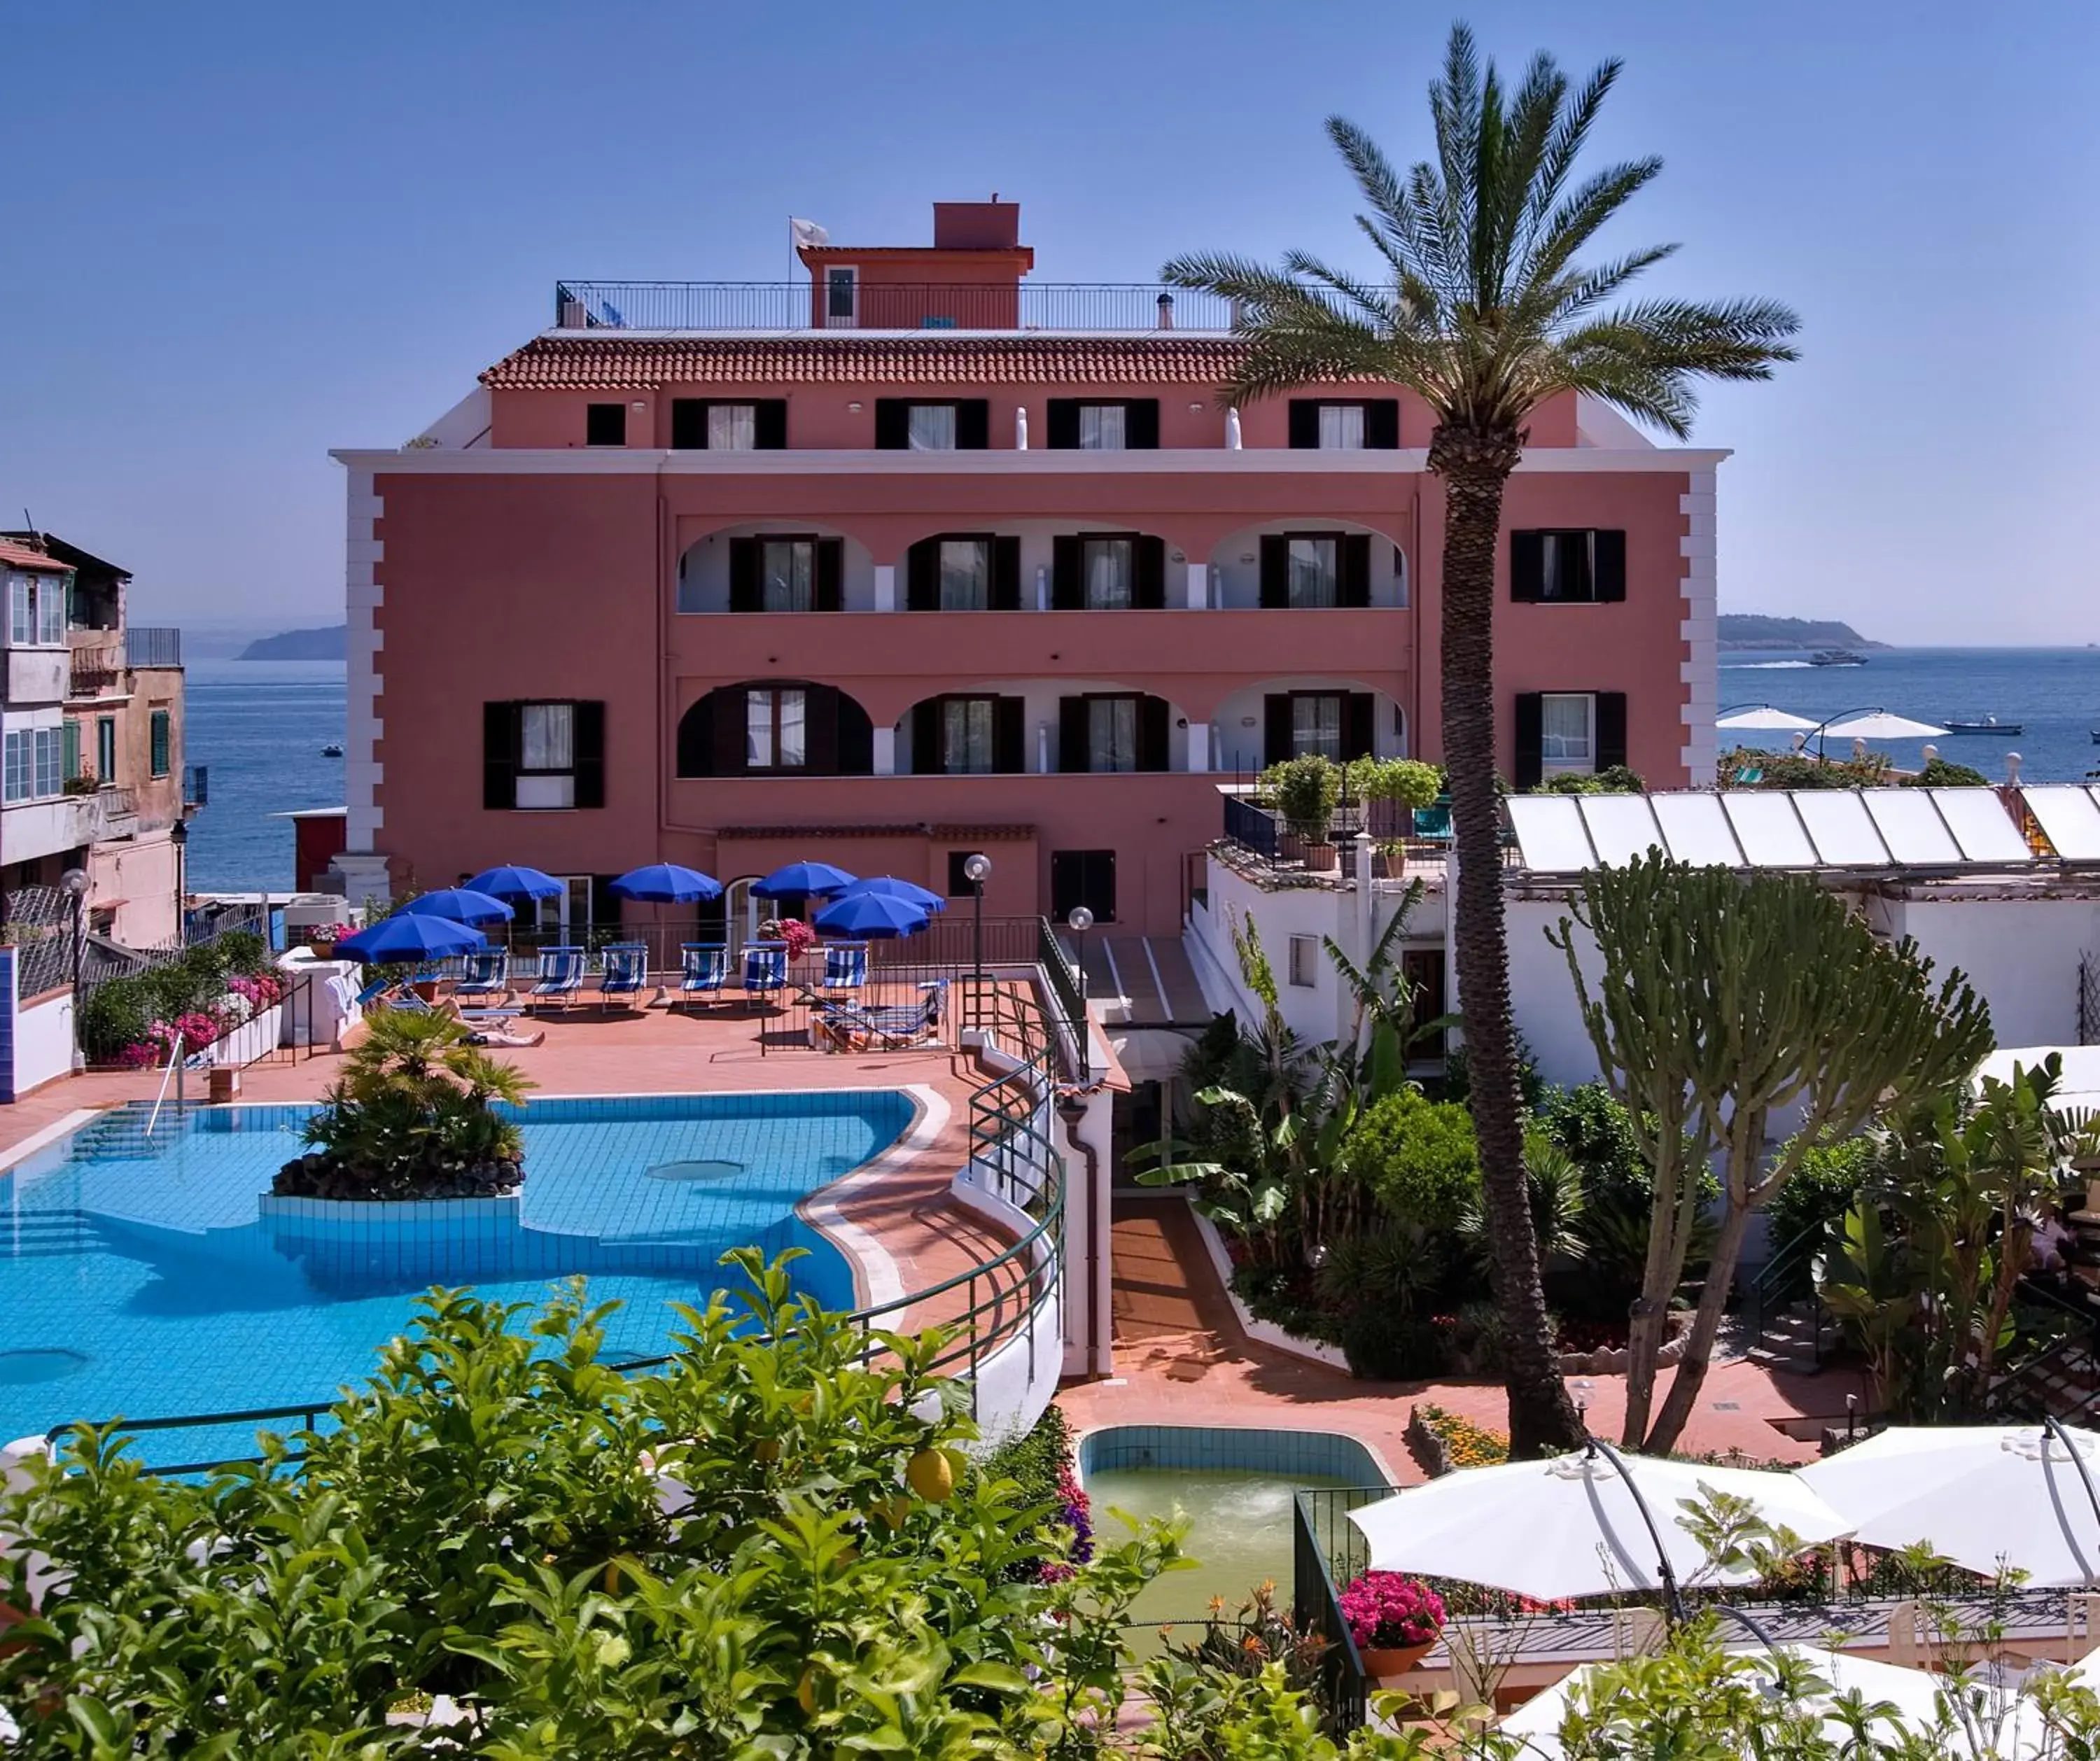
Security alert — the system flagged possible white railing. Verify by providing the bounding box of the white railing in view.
[144,1034,184,1139]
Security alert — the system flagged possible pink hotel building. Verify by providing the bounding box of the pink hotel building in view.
[331,201,1721,938]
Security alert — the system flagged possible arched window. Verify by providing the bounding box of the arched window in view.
[676,682,874,777]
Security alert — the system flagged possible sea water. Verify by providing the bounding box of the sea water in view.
[181,659,347,892]
[1719,646,2100,785]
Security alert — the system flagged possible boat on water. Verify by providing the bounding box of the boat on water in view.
[1942,716,2022,735]
[321,742,344,757]
[1809,650,1868,666]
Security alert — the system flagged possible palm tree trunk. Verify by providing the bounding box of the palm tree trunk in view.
[1431,427,1585,1459]
[1642,1200,1754,1453]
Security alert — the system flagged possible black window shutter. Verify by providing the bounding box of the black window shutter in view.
[573,701,606,808]
[1264,694,1294,767]
[676,697,712,776]
[911,699,943,774]
[1340,534,1372,608]
[990,536,1022,610]
[804,683,839,774]
[1138,695,1170,772]
[956,400,990,449]
[728,538,760,612]
[590,874,621,934]
[1510,531,1545,603]
[1594,530,1627,603]
[906,540,938,611]
[1514,693,1545,789]
[993,696,1025,773]
[874,400,909,449]
[482,702,518,810]
[1133,536,1166,609]
[1259,536,1288,609]
[815,539,844,612]
[715,689,747,775]
[1046,400,1079,449]
[1125,399,1160,449]
[755,400,788,450]
[836,694,873,775]
[1344,693,1376,762]
[1059,696,1090,773]
[585,403,626,447]
[1595,692,1628,770]
[671,400,706,450]
[1365,400,1400,449]
[1051,535,1083,610]
[1287,401,1320,449]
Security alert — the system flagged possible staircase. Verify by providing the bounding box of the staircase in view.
[66,1105,189,1161]
[0,1209,104,1259]
[1739,1224,1831,1376]
[1744,1296,1828,1377]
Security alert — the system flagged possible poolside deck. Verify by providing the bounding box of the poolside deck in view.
[1061,1196,1844,1480]
[0,1004,1028,1345]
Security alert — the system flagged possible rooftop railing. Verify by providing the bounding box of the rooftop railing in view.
[554,279,1240,333]
[127,626,181,668]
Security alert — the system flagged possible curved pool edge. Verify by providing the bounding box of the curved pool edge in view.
[1073,1422,1401,1491]
[794,1082,949,1313]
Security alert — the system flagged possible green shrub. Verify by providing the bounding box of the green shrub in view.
[1534,766,1645,795]
[212,927,274,976]
[1903,756,1989,788]
[1765,1132,1877,1261]
[1340,1305,1446,1380]
[1435,1034,1544,1109]
[1345,755,1442,810]
[1536,1083,1648,1209]
[1263,754,1342,842]
[1717,745,1889,790]
[1346,1088,1480,1228]
[78,979,153,1060]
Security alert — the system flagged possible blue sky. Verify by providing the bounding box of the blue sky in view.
[9,0,2096,643]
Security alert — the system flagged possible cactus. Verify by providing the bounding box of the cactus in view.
[1546,853,1993,1452]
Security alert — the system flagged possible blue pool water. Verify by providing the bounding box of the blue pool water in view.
[0,1090,913,1464]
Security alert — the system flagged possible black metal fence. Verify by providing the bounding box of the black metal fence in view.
[126,626,181,668]
[1218,776,1428,869]
[554,279,1239,333]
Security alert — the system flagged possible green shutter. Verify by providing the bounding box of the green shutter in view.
[62,720,80,781]
[149,710,171,778]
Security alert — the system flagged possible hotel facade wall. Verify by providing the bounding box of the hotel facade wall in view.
[360,452,1701,934]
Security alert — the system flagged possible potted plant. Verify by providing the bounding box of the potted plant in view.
[1349,757,1443,874]
[1268,755,1342,869]
[1338,1569,1447,1677]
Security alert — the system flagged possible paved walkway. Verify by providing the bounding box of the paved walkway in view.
[1061,1198,1850,1478]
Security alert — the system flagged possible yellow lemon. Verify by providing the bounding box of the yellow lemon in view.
[796,1667,818,1716]
[906,1447,955,1503]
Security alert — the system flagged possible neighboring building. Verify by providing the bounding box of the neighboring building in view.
[332,199,1723,939]
[0,534,190,949]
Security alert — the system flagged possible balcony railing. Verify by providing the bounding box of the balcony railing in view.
[1219,783,1434,871]
[127,626,181,668]
[553,279,1240,333]
[184,764,208,808]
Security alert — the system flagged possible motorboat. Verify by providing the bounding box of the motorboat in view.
[1809,650,1868,666]
[1942,716,2022,735]
[321,743,344,757]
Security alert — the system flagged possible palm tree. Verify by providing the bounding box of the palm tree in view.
[1165,25,1798,1455]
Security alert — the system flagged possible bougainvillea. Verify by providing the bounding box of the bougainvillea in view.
[1338,1569,1447,1650]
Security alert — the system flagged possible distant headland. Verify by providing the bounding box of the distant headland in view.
[1716,614,1884,652]
[237,625,346,661]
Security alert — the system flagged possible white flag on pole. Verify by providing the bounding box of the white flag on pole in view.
[789,217,830,250]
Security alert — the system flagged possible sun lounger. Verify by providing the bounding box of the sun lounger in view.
[596,943,649,1009]
[1412,802,1453,842]
[820,941,868,997]
[376,990,522,1023]
[452,950,512,1004]
[674,943,730,1009]
[526,946,586,1010]
[814,980,947,1052]
[741,942,788,1007]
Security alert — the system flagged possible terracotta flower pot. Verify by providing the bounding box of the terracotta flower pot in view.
[1303,842,1338,872]
[1358,1639,1435,1678]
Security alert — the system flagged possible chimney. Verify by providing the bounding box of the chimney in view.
[1156,292,1174,332]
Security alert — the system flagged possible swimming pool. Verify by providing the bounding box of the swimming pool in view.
[0,1089,916,1463]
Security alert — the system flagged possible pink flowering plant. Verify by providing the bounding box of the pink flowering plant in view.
[760,916,818,961]
[1338,1569,1446,1651]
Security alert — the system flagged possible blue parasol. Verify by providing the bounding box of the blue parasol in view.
[400,887,514,925]
[813,890,931,940]
[752,861,858,899]
[337,913,489,962]
[838,876,946,913]
[463,864,566,901]
[609,863,724,902]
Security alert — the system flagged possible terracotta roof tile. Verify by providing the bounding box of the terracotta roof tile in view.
[480,333,1251,391]
[0,540,71,574]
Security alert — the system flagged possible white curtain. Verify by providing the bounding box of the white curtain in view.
[708,405,757,450]
[1085,538,1132,609]
[939,540,990,610]
[1291,695,1342,759]
[1318,405,1365,449]
[760,540,814,611]
[1079,405,1126,450]
[1088,697,1137,772]
[1287,538,1338,608]
[745,692,774,769]
[1541,694,1594,766]
[776,688,807,768]
[520,703,573,772]
[909,405,958,450]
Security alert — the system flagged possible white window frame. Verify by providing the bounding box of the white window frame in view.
[744,686,808,772]
[3,724,63,804]
[6,573,65,648]
[514,701,577,808]
[1539,692,1597,775]
[1317,404,1366,449]
[707,403,758,451]
[1287,934,1320,988]
[823,265,858,328]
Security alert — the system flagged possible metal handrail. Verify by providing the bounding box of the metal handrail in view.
[144,1033,184,1138]
[66,962,1076,1465]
